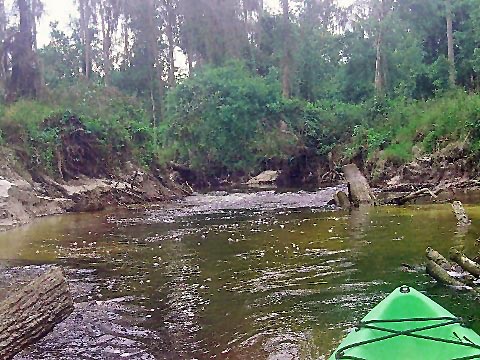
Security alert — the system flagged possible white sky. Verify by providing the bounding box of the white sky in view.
[37,0,356,47]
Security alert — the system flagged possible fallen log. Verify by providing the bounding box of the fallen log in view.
[342,164,375,207]
[334,191,351,209]
[0,267,74,359]
[426,260,465,287]
[426,247,453,271]
[451,201,471,226]
[449,248,480,277]
[388,187,441,205]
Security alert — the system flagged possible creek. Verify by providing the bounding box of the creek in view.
[0,187,479,359]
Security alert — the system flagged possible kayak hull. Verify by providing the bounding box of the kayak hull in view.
[329,286,480,360]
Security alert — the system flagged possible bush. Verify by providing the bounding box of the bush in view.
[349,90,480,163]
[163,61,369,176]
[0,85,157,175]
[163,62,283,176]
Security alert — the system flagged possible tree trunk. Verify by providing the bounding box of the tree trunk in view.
[374,0,386,96]
[449,248,480,277]
[0,268,74,359]
[122,18,131,70]
[334,191,351,209]
[426,246,453,271]
[79,0,92,80]
[147,0,164,118]
[31,0,38,50]
[8,0,38,100]
[165,0,176,87]
[446,0,455,87]
[343,164,375,206]
[426,260,465,287]
[451,201,470,226]
[281,0,291,98]
[100,2,112,86]
[0,0,6,92]
[186,42,193,75]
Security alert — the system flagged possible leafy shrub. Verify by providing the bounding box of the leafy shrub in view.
[350,90,480,163]
[0,85,157,174]
[163,62,283,175]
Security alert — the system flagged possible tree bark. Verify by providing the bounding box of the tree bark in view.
[122,17,131,70]
[100,2,111,86]
[374,0,386,96]
[281,0,291,98]
[446,0,455,86]
[334,191,351,209]
[343,164,375,206]
[146,0,164,118]
[31,0,38,50]
[449,248,480,277]
[165,0,176,87]
[451,201,470,226]
[426,260,465,287]
[8,0,38,100]
[0,268,74,360]
[426,246,453,271]
[79,0,92,80]
[0,0,6,92]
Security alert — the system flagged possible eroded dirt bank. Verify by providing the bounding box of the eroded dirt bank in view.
[0,154,190,231]
[0,115,193,232]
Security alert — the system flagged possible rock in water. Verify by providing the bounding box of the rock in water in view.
[246,170,280,186]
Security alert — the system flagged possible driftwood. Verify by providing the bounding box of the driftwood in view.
[426,247,452,271]
[451,201,471,226]
[449,248,480,277]
[334,191,351,209]
[0,267,74,359]
[426,260,465,287]
[343,164,375,207]
[388,187,441,205]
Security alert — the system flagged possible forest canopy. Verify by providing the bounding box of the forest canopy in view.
[1,0,480,179]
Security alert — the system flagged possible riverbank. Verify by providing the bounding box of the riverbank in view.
[0,145,190,232]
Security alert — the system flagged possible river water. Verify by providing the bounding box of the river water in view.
[0,188,479,359]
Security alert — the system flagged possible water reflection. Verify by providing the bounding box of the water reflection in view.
[347,206,372,240]
[0,190,479,359]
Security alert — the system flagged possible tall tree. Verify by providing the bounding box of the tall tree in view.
[374,0,388,96]
[77,0,95,79]
[163,0,176,87]
[0,0,6,93]
[281,0,291,98]
[99,0,121,86]
[446,0,455,86]
[8,0,40,100]
[31,0,44,50]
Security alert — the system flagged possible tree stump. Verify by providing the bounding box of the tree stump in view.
[342,164,375,207]
[334,191,351,209]
[0,267,74,359]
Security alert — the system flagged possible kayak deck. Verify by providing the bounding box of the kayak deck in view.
[329,286,480,359]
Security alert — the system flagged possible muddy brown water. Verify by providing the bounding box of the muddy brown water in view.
[0,187,479,359]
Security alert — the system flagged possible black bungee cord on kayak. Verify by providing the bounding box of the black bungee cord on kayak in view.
[334,316,480,360]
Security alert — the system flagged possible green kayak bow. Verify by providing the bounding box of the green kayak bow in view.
[329,286,480,360]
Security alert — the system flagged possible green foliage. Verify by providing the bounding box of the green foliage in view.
[281,98,367,155]
[163,62,368,175]
[349,90,480,162]
[163,62,283,175]
[0,85,157,174]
